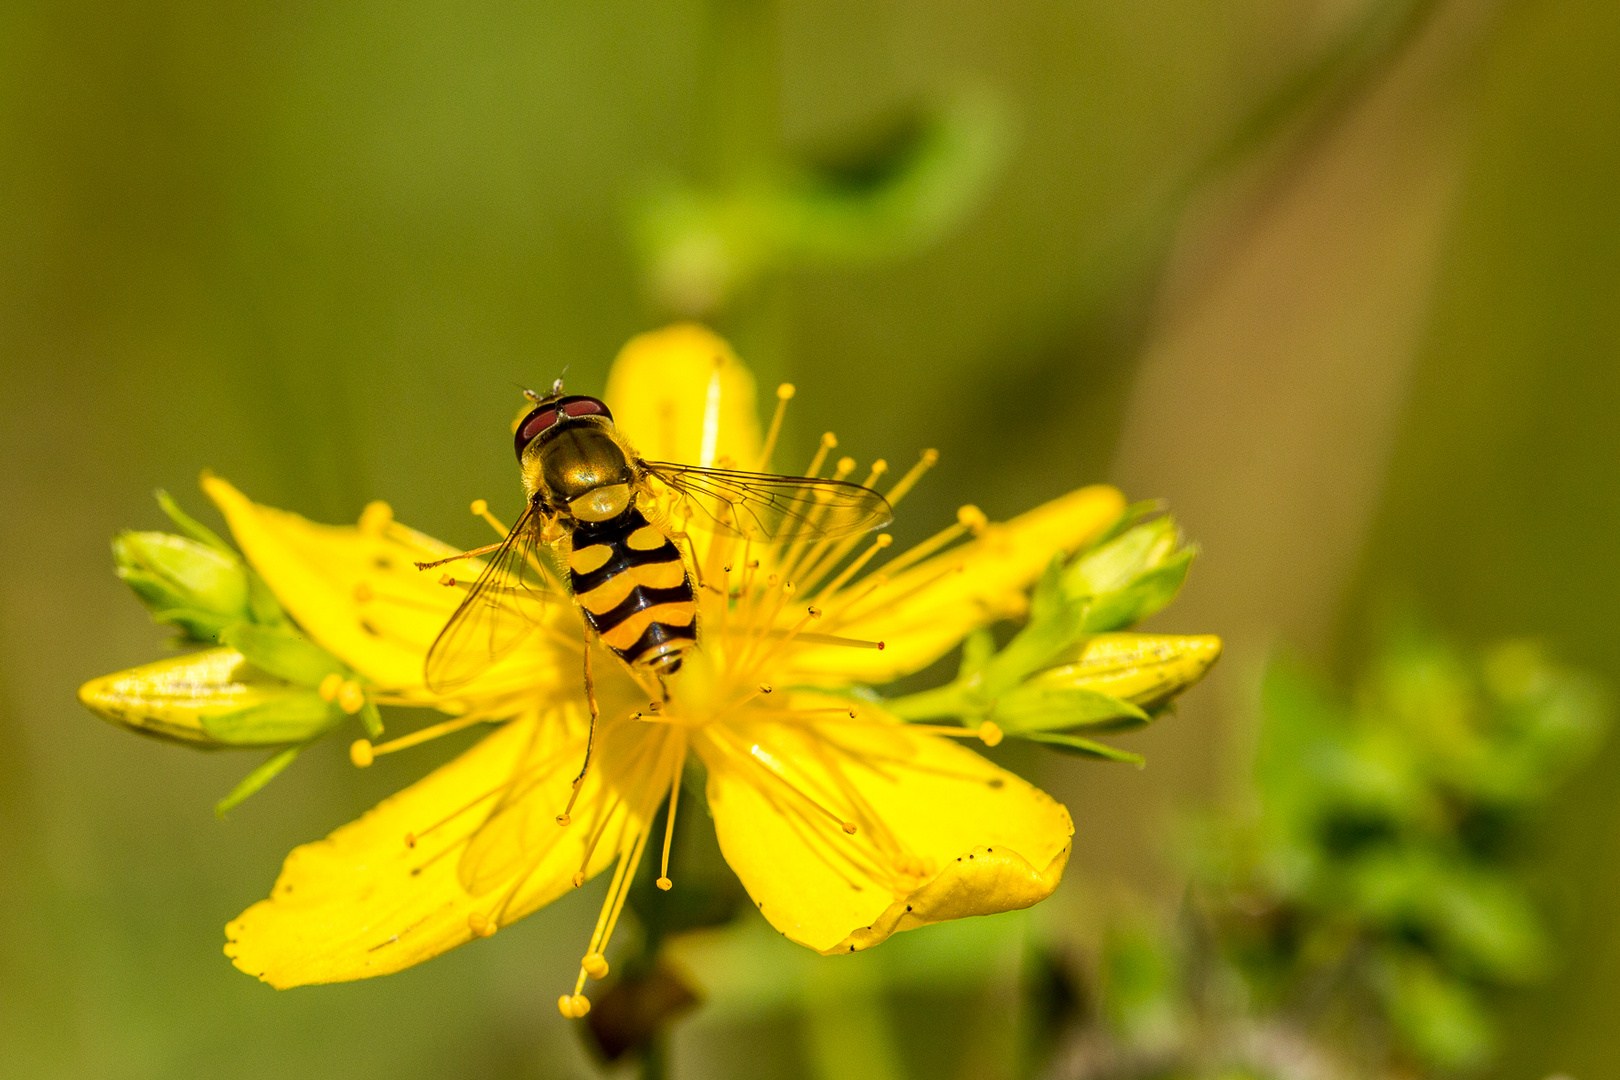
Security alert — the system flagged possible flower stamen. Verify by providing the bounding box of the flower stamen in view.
[656,733,687,891]
[754,383,795,472]
[349,712,491,767]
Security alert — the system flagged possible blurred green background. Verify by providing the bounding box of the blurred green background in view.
[3,0,1618,1076]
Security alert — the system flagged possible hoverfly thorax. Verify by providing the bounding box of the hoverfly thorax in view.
[515,395,634,523]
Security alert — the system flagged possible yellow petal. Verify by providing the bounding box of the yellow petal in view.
[77,648,301,746]
[791,485,1127,684]
[603,323,762,467]
[698,716,1072,955]
[225,713,629,987]
[203,476,561,697]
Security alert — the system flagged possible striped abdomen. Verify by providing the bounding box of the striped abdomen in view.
[567,508,696,675]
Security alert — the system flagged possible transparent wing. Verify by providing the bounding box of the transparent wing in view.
[642,461,893,543]
[423,504,553,693]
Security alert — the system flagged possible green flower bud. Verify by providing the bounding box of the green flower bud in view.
[113,531,251,642]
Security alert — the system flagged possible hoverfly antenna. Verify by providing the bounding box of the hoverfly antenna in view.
[551,365,569,398]
[522,386,543,403]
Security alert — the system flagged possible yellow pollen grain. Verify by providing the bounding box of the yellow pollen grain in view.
[337,681,366,715]
[318,672,343,703]
[349,740,374,768]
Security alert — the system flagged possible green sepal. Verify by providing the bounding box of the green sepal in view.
[1074,550,1194,634]
[215,742,310,817]
[357,698,384,739]
[156,488,233,553]
[1064,516,1180,597]
[1022,731,1145,765]
[157,487,289,628]
[201,692,341,745]
[991,684,1151,734]
[219,623,347,688]
[957,627,995,681]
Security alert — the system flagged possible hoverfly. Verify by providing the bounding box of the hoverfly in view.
[418,383,893,701]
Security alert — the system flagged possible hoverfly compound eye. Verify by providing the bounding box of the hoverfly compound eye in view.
[514,395,613,459]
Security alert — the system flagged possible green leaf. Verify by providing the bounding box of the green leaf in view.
[200,692,341,745]
[1375,950,1493,1070]
[1023,731,1144,766]
[219,623,347,688]
[215,743,309,817]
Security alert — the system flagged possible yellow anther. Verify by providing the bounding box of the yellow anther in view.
[582,953,609,980]
[349,740,374,768]
[842,821,858,835]
[565,994,591,1018]
[759,685,773,694]
[438,573,455,587]
[777,383,796,400]
[318,673,343,702]
[837,455,856,474]
[357,500,393,536]
[957,505,989,533]
[978,721,1004,747]
[571,872,586,888]
[656,876,673,891]
[337,680,366,715]
[556,813,572,827]
[557,995,574,1018]
[469,498,488,516]
[468,913,497,938]
[404,832,417,848]
[821,431,838,448]
[921,448,940,465]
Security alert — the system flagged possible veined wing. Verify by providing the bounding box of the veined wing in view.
[423,503,553,693]
[642,461,892,544]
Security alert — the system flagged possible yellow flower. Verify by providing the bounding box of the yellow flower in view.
[205,323,1213,1017]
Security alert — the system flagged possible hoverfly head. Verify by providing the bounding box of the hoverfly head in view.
[514,395,616,461]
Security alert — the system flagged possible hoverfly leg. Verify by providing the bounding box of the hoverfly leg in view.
[414,540,508,571]
[572,633,600,789]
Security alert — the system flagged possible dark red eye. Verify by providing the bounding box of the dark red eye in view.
[514,395,612,458]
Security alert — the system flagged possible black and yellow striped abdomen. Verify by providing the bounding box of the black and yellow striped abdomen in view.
[568,507,696,675]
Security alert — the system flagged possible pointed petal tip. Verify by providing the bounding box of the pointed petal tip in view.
[821,837,1073,956]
